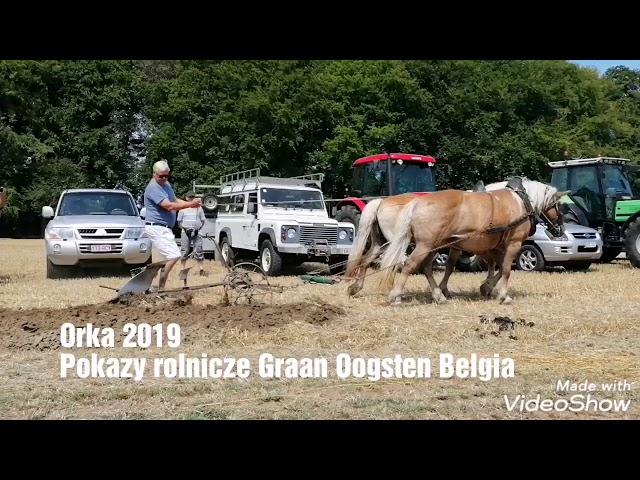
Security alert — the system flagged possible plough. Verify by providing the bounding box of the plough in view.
[101,235,283,304]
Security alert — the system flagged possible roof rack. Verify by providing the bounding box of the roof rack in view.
[219,168,261,185]
[192,168,325,195]
[290,173,325,183]
[549,157,631,167]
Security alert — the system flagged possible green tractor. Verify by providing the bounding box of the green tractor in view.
[549,157,640,267]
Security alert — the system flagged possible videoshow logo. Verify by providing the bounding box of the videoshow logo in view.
[504,379,633,413]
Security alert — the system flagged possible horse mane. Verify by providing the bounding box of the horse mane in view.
[484,178,557,214]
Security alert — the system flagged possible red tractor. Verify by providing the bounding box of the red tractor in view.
[333,152,438,228]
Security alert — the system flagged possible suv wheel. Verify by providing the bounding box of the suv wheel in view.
[46,258,68,279]
[259,239,283,276]
[516,245,545,271]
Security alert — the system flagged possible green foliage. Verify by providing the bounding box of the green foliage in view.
[2,60,640,235]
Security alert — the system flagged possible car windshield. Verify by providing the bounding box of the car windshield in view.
[260,188,324,209]
[58,192,137,216]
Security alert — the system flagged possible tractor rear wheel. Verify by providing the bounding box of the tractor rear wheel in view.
[625,217,640,268]
[335,205,361,231]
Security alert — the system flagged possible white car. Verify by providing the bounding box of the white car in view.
[197,169,354,275]
[42,189,151,278]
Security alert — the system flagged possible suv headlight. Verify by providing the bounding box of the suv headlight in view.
[124,227,145,239]
[45,228,75,240]
[281,225,298,241]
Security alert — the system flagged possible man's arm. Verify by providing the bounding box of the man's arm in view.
[159,198,201,212]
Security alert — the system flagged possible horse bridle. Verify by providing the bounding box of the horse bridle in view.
[539,198,564,237]
[506,179,564,238]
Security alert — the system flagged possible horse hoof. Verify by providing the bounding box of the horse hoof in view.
[500,296,513,305]
[433,292,448,304]
[391,297,402,305]
[441,288,452,299]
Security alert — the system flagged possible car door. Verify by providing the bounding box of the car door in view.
[239,191,259,250]
[227,193,247,249]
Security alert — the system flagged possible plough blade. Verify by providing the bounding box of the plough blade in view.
[116,260,168,297]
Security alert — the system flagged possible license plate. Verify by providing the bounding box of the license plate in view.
[91,244,112,252]
[586,241,596,248]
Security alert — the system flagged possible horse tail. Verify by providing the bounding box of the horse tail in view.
[345,198,383,278]
[377,198,418,291]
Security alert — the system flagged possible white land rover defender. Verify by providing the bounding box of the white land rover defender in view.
[193,168,354,276]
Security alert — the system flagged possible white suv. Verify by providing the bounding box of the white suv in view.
[42,189,151,278]
[200,170,354,275]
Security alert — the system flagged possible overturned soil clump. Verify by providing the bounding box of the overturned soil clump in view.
[477,315,535,340]
[0,294,343,351]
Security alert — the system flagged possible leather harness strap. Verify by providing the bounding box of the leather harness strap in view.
[482,178,538,245]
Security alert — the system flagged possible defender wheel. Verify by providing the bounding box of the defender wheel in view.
[220,237,235,268]
[259,239,283,276]
[456,252,487,272]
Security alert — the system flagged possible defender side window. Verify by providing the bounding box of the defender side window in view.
[217,196,231,214]
[230,194,245,214]
[248,192,258,211]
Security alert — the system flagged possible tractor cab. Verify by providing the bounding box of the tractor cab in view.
[350,153,437,197]
[334,153,437,228]
[549,157,640,265]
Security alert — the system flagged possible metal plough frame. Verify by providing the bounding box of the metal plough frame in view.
[102,235,282,304]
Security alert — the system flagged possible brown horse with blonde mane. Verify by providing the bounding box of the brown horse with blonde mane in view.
[346,178,566,305]
[377,178,565,304]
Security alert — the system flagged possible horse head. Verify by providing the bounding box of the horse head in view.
[484,177,568,235]
[520,178,569,235]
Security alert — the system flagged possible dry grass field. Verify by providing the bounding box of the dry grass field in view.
[0,238,638,419]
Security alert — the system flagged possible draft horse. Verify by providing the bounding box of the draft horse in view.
[375,178,566,304]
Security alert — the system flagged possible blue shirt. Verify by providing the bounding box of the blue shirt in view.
[144,179,177,227]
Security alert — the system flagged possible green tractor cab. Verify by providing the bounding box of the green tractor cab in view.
[549,157,640,267]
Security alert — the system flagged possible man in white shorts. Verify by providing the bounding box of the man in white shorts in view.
[143,160,202,290]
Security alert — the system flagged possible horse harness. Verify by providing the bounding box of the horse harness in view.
[481,177,540,249]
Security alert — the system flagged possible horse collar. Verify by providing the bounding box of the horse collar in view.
[505,177,537,236]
